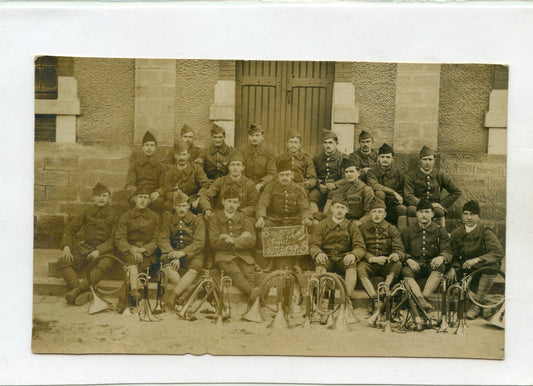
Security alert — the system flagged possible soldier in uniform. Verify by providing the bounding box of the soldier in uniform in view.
[160,140,210,213]
[309,130,346,213]
[348,130,378,183]
[447,200,504,319]
[404,145,462,228]
[178,123,202,163]
[125,130,167,213]
[209,189,259,303]
[57,183,118,305]
[115,186,161,309]
[196,123,235,181]
[200,152,259,220]
[310,198,366,298]
[158,191,205,311]
[357,199,404,313]
[324,157,374,226]
[366,143,407,231]
[400,199,452,311]
[276,129,317,192]
[241,124,277,192]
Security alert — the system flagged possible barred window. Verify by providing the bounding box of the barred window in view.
[35,114,56,142]
[35,56,58,100]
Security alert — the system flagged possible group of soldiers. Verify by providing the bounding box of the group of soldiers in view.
[57,123,504,321]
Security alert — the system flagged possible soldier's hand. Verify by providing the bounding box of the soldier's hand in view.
[255,182,264,192]
[431,255,445,269]
[241,231,252,239]
[318,184,328,194]
[389,253,400,262]
[302,217,313,227]
[168,251,184,260]
[372,256,388,266]
[62,246,73,262]
[325,182,337,191]
[303,179,310,188]
[204,210,214,221]
[88,250,100,260]
[224,236,234,244]
[393,192,403,204]
[462,258,480,270]
[150,192,160,202]
[219,233,230,241]
[445,267,456,284]
[343,254,356,266]
[191,197,200,209]
[406,258,420,272]
[170,258,180,270]
[315,253,328,265]
[255,217,265,229]
[134,252,143,263]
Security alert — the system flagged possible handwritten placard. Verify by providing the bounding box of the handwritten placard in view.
[262,226,309,257]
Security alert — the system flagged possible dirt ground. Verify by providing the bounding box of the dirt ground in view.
[32,294,504,359]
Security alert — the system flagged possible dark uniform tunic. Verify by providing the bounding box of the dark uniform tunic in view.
[310,217,366,271]
[349,148,378,182]
[404,169,461,209]
[196,143,234,181]
[256,180,312,226]
[329,179,374,221]
[367,164,406,222]
[310,150,346,205]
[159,162,211,203]
[276,150,317,188]
[158,211,205,271]
[126,152,167,194]
[199,174,259,218]
[115,207,161,270]
[241,143,277,185]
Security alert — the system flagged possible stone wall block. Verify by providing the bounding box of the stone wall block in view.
[479,204,506,221]
[488,177,506,190]
[454,176,489,190]
[44,157,78,171]
[35,171,69,186]
[78,187,95,202]
[475,164,504,177]
[35,155,45,171]
[45,186,79,201]
[98,172,128,191]
[68,171,100,188]
[35,200,60,214]
[34,186,46,201]
[108,157,130,172]
[454,164,475,176]
[34,215,65,249]
[78,157,110,172]
[59,202,93,217]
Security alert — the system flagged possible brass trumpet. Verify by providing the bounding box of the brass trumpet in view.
[176,270,217,320]
[137,269,161,322]
[214,272,232,325]
[368,281,390,327]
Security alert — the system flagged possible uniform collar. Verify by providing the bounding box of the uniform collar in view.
[341,179,366,190]
[372,164,397,178]
[220,211,242,223]
[209,143,230,156]
[222,174,245,185]
[88,204,111,217]
[172,211,195,225]
[245,143,267,155]
[174,162,194,175]
[137,152,159,167]
[274,180,296,191]
[325,217,350,231]
[131,207,153,218]
[366,220,389,232]
[413,221,438,234]
[321,150,342,161]
[416,168,438,178]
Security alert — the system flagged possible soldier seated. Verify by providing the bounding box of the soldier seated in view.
[310,198,366,298]
[158,191,205,311]
[357,199,404,314]
[447,200,504,319]
[57,183,118,305]
[400,199,452,311]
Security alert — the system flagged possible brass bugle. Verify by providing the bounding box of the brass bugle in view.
[177,273,216,320]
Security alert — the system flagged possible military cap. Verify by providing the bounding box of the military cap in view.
[222,189,240,200]
[211,122,226,136]
[276,159,293,173]
[378,143,394,156]
[181,124,194,136]
[322,129,338,142]
[142,131,157,145]
[419,145,435,158]
[173,190,189,205]
[286,129,302,141]
[248,123,264,134]
[416,199,434,212]
[462,200,481,215]
[228,151,245,164]
[173,140,189,154]
[133,186,151,196]
[92,182,110,196]
[359,130,372,141]
[341,157,358,171]
[331,195,349,209]
[369,198,387,211]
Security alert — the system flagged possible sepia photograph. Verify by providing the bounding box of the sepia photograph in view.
[32,57,507,359]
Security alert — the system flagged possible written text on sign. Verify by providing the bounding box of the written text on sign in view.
[262,226,309,257]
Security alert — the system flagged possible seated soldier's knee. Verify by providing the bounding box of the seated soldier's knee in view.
[401,265,415,278]
[308,189,321,203]
[434,207,445,218]
[357,262,371,277]
[57,256,73,269]
[188,258,204,272]
[407,206,417,217]
[396,205,407,216]
[374,190,386,200]
[315,266,327,274]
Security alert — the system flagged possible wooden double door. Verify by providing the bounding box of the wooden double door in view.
[235,61,334,154]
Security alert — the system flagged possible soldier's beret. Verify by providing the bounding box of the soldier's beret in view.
[286,129,302,141]
[359,130,372,141]
[92,182,110,196]
[419,145,435,158]
[248,123,263,134]
[322,129,338,142]
[173,140,189,154]
[142,130,157,145]
[341,157,358,171]
[378,143,394,156]
[228,151,245,164]
[173,190,189,205]
[416,199,434,212]
[276,159,293,173]
[462,200,481,215]
[133,186,151,196]
[331,195,349,209]
[180,124,194,136]
[222,189,240,200]
[211,123,226,136]
[369,198,387,211]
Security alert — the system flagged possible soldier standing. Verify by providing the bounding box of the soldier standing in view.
[241,124,277,192]
[196,123,235,181]
[348,130,378,183]
[276,129,317,192]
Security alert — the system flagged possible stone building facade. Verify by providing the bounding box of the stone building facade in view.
[34,58,507,248]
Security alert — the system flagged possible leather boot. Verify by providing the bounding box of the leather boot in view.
[345,268,358,298]
[62,267,81,304]
[127,265,139,291]
[466,305,481,320]
[422,271,443,298]
[227,270,254,297]
[173,269,198,298]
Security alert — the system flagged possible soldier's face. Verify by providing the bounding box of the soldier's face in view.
[344,166,359,182]
[174,202,190,218]
[174,149,190,166]
[228,161,244,177]
[278,170,294,186]
[212,133,225,147]
[416,208,434,225]
[323,139,337,154]
[331,203,348,220]
[462,210,480,228]
[420,155,435,172]
[181,132,194,144]
[370,208,386,224]
[222,197,240,213]
[94,192,110,207]
[135,194,150,209]
[287,137,302,153]
[359,138,372,152]
[248,132,264,146]
[142,141,157,156]
[378,153,393,168]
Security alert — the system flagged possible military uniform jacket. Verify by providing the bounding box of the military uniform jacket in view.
[367,164,405,197]
[242,143,277,185]
[313,150,345,183]
[256,180,312,221]
[349,148,378,170]
[60,204,117,255]
[209,211,256,264]
[276,150,317,187]
[359,220,405,261]
[115,207,160,256]
[199,174,259,217]
[126,152,167,192]
[158,211,205,259]
[329,179,374,221]
[196,143,234,181]
[164,144,202,165]
[404,168,461,208]
[401,222,452,263]
[310,217,366,262]
[450,224,504,269]
[159,162,211,200]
